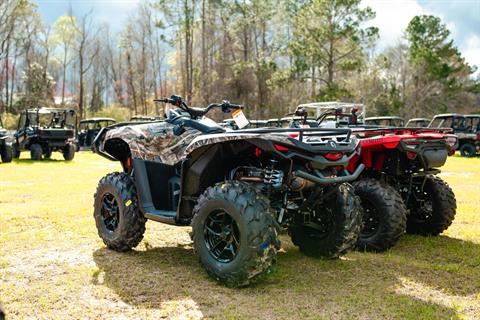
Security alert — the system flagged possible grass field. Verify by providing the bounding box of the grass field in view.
[0,152,479,319]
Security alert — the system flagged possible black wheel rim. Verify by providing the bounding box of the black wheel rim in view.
[409,182,434,222]
[414,198,434,222]
[303,207,335,240]
[203,210,240,263]
[361,199,381,237]
[465,147,474,157]
[101,192,120,232]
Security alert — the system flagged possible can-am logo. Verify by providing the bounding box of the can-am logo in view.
[329,141,337,148]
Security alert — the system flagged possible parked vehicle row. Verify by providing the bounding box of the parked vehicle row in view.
[0,98,474,288]
[0,110,165,160]
[87,95,463,287]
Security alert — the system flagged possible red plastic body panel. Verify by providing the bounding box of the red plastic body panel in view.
[347,128,453,173]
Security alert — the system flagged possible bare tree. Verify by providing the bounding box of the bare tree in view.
[74,11,100,120]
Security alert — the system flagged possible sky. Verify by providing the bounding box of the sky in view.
[35,0,480,71]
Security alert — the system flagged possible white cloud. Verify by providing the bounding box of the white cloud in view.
[463,34,480,72]
[363,0,426,49]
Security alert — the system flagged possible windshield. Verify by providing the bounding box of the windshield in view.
[464,117,480,132]
[367,119,398,127]
[429,118,444,128]
[26,110,76,129]
[430,117,464,129]
[408,120,429,127]
[392,119,404,127]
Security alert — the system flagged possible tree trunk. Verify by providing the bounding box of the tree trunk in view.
[62,45,68,105]
[311,66,316,99]
[126,51,137,115]
[201,0,208,104]
[9,52,16,111]
[79,53,84,120]
[5,40,9,111]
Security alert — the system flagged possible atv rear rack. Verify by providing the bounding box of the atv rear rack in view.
[351,127,453,136]
[231,127,353,142]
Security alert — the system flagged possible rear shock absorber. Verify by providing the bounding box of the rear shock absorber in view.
[264,159,284,189]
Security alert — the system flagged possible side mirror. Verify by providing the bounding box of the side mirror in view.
[170,95,183,107]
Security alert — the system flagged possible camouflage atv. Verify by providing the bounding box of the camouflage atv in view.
[0,116,13,163]
[92,95,365,286]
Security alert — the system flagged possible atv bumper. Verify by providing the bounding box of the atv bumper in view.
[295,163,365,185]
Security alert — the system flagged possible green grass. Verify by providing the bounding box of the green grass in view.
[1,152,479,319]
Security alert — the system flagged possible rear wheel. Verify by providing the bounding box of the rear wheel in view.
[63,143,75,160]
[93,172,146,251]
[30,144,42,160]
[12,143,20,159]
[192,181,280,287]
[407,175,456,235]
[1,144,13,163]
[43,147,52,159]
[353,179,407,252]
[460,143,476,157]
[289,184,362,258]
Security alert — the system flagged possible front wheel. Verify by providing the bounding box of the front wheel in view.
[93,172,146,251]
[12,143,20,159]
[289,183,362,258]
[191,181,280,287]
[44,147,52,159]
[353,179,407,252]
[460,144,476,157]
[63,143,75,160]
[406,175,456,235]
[1,144,13,163]
[30,144,42,160]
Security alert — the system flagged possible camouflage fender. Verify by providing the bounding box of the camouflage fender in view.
[104,122,296,166]
[184,132,295,155]
[104,122,201,165]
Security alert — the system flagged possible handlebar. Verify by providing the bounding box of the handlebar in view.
[154,95,243,119]
[316,107,358,125]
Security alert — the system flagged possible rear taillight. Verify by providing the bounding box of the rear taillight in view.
[289,133,299,138]
[274,144,289,151]
[448,150,455,156]
[384,141,400,149]
[406,152,417,160]
[324,152,343,161]
[254,147,262,157]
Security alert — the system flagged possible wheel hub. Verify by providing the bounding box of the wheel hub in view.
[361,201,381,237]
[101,192,120,232]
[203,210,240,263]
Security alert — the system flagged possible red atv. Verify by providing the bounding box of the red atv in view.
[346,127,457,251]
[292,105,458,251]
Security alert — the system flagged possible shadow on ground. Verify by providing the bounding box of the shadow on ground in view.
[92,233,480,319]
[13,158,65,164]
